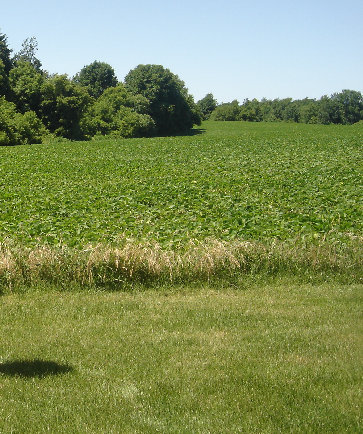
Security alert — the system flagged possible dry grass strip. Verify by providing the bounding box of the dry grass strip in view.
[0,238,361,292]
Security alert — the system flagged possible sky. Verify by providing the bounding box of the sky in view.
[1,0,362,103]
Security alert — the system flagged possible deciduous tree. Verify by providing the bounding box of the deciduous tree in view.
[197,93,217,120]
[73,61,118,98]
[9,60,45,114]
[81,83,155,138]
[125,64,201,135]
[13,37,42,71]
[40,74,91,139]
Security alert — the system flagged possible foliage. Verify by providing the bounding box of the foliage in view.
[124,64,201,135]
[0,32,13,76]
[210,91,363,125]
[0,33,12,98]
[81,83,155,138]
[299,100,320,124]
[0,97,45,146]
[197,93,217,120]
[108,108,156,138]
[73,61,118,98]
[13,37,42,71]
[9,60,45,114]
[40,74,91,139]
[210,100,240,121]
[0,59,7,96]
[1,30,362,144]
[238,98,263,122]
[330,89,363,124]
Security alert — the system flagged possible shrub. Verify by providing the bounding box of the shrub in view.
[111,108,156,138]
[210,100,240,121]
[81,84,155,138]
[0,97,45,146]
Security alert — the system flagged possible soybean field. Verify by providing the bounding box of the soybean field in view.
[0,121,361,248]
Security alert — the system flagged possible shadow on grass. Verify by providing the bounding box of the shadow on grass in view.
[169,128,206,137]
[0,359,73,378]
[188,128,206,136]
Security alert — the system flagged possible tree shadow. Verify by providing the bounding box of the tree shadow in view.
[0,359,74,378]
[187,128,206,136]
[168,128,206,137]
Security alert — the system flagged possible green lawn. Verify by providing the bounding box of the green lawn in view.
[1,283,361,433]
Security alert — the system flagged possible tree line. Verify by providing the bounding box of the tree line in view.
[0,33,201,145]
[197,91,363,124]
[1,32,362,146]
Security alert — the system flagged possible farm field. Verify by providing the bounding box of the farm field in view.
[0,121,361,247]
[0,121,362,289]
[0,284,361,433]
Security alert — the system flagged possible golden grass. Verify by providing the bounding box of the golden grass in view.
[0,238,361,292]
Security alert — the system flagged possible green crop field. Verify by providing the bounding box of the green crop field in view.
[1,121,361,248]
[0,121,362,290]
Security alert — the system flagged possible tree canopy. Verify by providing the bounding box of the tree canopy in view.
[40,74,91,139]
[197,93,217,120]
[125,64,201,135]
[81,83,155,138]
[0,96,45,146]
[208,91,363,125]
[13,37,42,71]
[73,61,118,98]
[0,32,13,75]
[0,32,13,98]
[9,60,44,114]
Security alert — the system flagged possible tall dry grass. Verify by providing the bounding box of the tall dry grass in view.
[0,238,361,292]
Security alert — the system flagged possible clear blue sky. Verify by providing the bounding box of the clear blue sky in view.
[2,0,362,103]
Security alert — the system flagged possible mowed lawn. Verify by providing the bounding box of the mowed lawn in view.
[1,283,361,433]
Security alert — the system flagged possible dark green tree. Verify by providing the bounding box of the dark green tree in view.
[124,64,201,135]
[197,93,217,120]
[282,100,300,122]
[0,32,13,75]
[9,60,45,114]
[315,95,335,124]
[0,32,13,97]
[298,102,319,124]
[81,83,155,138]
[0,60,7,96]
[73,61,118,98]
[0,96,45,146]
[259,98,276,121]
[239,98,263,122]
[40,74,91,139]
[330,89,363,124]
